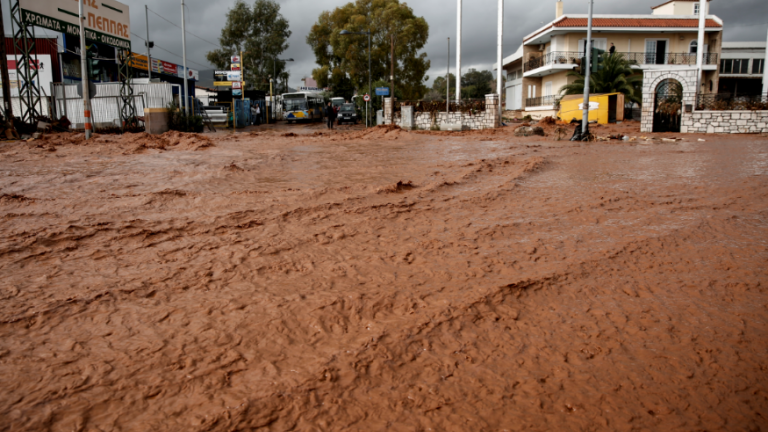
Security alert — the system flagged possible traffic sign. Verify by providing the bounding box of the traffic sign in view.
[375,87,390,96]
[363,94,371,102]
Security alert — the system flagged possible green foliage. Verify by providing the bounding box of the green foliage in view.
[559,54,643,105]
[206,0,291,92]
[460,69,493,99]
[432,73,456,99]
[167,102,204,133]
[306,0,430,100]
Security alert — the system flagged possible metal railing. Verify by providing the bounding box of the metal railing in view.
[523,51,719,72]
[696,93,768,111]
[524,51,582,72]
[525,95,559,108]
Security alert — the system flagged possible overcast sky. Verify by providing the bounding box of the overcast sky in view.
[10,0,768,88]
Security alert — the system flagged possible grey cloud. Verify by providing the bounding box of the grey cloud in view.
[7,0,767,89]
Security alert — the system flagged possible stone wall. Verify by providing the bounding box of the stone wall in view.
[392,94,500,131]
[682,111,768,134]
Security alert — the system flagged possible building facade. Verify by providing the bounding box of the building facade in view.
[718,42,766,96]
[502,0,723,119]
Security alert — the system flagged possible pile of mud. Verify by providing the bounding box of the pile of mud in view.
[34,130,215,154]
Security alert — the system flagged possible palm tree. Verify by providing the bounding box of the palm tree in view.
[559,54,643,105]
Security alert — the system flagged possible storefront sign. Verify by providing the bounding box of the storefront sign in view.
[20,0,131,50]
[226,71,240,81]
[231,63,240,71]
[214,81,233,87]
[127,53,197,80]
[231,55,240,63]
[232,81,242,89]
[232,89,242,96]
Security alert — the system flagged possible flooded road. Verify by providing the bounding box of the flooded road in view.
[1,126,767,431]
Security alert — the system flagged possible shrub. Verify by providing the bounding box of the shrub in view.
[167,102,205,133]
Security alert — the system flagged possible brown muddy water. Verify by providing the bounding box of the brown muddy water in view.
[0,126,767,431]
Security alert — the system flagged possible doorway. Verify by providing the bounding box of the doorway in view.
[653,79,683,133]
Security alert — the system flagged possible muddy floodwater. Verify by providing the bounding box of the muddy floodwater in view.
[0,125,766,431]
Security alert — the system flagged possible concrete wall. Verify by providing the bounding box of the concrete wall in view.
[682,111,768,134]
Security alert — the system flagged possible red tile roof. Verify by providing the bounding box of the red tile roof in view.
[553,18,721,28]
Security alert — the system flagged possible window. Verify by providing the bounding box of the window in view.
[544,82,552,97]
[753,59,765,75]
[694,3,700,15]
[736,59,749,74]
[689,41,697,54]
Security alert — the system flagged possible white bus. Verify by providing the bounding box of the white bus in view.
[282,92,324,123]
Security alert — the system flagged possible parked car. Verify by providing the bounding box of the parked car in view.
[337,103,358,125]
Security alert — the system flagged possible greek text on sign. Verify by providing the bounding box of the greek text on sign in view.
[375,87,389,96]
[20,0,131,50]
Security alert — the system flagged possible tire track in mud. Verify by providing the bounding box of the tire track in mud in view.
[1,138,767,431]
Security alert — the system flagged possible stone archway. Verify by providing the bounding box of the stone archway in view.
[641,69,698,133]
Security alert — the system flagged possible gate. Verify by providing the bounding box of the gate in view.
[653,79,683,133]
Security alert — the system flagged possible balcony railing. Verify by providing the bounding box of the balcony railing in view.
[524,51,719,72]
[696,93,768,111]
[524,51,582,72]
[526,95,559,108]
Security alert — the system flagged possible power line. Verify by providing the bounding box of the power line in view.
[147,7,222,49]
[131,32,210,70]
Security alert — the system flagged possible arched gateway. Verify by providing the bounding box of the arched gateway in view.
[640,69,698,133]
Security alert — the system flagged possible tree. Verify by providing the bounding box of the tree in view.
[206,0,291,92]
[306,0,430,100]
[432,73,456,99]
[460,69,493,99]
[558,54,643,104]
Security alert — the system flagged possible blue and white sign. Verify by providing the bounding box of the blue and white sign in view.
[375,87,390,96]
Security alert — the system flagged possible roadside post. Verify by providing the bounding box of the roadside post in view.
[363,94,371,127]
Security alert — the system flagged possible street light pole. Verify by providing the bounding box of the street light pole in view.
[145,5,152,81]
[581,0,594,136]
[447,37,450,113]
[180,0,189,116]
[457,0,462,103]
[497,0,504,124]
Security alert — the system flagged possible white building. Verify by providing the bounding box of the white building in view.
[718,42,766,96]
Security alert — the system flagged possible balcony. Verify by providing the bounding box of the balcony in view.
[523,51,719,77]
[525,95,559,109]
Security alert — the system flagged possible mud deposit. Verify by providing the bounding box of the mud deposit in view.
[0,127,767,431]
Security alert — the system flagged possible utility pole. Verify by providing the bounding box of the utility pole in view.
[447,37,450,113]
[79,0,92,139]
[763,26,768,96]
[496,0,504,124]
[695,0,706,94]
[581,0,593,136]
[241,50,245,103]
[390,34,395,120]
[456,0,462,103]
[0,5,14,128]
[180,0,189,116]
[145,5,152,81]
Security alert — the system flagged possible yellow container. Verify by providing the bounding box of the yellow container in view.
[558,93,624,124]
